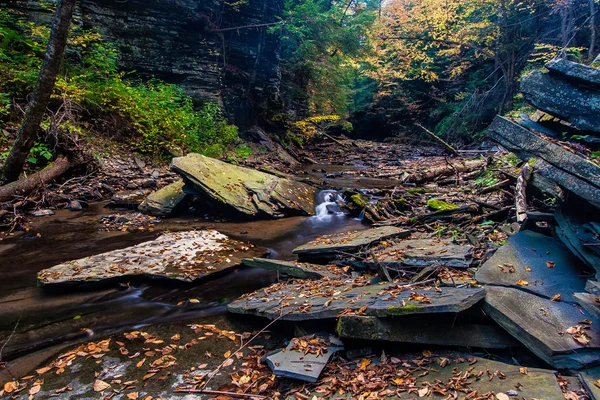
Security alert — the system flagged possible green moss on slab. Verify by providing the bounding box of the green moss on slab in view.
[407,188,431,195]
[427,199,459,211]
[384,304,423,315]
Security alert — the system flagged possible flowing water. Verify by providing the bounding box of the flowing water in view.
[0,190,365,361]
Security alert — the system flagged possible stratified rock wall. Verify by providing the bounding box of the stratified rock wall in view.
[8,0,284,127]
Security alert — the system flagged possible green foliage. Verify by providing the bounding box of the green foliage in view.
[27,142,53,165]
[0,8,239,158]
[275,0,378,115]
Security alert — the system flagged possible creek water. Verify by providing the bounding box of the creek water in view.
[0,189,365,361]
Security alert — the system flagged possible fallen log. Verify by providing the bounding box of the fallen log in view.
[0,157,75,202]
[488,116,600,208]
[403,159,487,184]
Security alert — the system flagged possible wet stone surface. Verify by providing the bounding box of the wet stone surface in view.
[241,257,348,279]
[37,230,267,286]
[366,238,474,269]
[228,278,485,321]
[292,226,411,262]
[475,230,588,302]
[484,285,600,370]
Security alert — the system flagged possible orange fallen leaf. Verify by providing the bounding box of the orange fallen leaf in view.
[93,379,111,392]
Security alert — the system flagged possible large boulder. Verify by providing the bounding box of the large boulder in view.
[37,230,267,286]
[171,154,315,218]
[520,70,600,133]
[138,179,189,217]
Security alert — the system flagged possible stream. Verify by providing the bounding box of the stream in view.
[0,189,366,363]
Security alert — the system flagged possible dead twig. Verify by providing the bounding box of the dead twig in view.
[173,389,266,399]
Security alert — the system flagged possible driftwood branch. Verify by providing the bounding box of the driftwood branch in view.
[415,123,458,156]
[515,164,533,223]
[174,389,266,399]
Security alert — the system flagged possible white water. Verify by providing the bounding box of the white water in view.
[313,189,345,222]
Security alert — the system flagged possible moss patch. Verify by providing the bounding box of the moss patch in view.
[407,188,431,195]
[350,194,367,208]
[382,304,423,316]
[427,199,459,211]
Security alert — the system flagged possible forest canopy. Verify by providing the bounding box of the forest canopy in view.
[281,0,598,143]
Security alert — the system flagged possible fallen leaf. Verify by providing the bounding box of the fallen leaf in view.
[224,350,231,358]
[546,261,556,268]
[136,358,146,368]
[126,392,139,400]
[3,381,17,393]
[29,385,41,396]
[93,379,111,392]
[359,358,371,370]
[36,367,51,375]
[496,394,510,400]
[516,279,529,286]
[550,294,561,301]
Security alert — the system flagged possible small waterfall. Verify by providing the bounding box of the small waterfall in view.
[313,189,345,222]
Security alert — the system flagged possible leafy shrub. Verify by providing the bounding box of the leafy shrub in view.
[0,7,239,159]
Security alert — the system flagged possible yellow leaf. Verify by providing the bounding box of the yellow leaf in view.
[36,367,51,375]
[127,392,139,400]
[238,375,252,385]
[515,279,528,286]
[359,358,371,370]
[224,350,231,358]
[136,358,146,368]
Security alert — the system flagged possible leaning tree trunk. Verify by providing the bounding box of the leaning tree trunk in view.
[590,0,597,59]
[0,0,76,185]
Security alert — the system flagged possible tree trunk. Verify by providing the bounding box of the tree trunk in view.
[590,0,597,58]
[0,0,76,185]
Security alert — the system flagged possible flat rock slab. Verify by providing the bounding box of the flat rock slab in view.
[241,258,347,279]
[475,230,587,302]
[367,239,473,268]
[588,280,600,295]
[521,69,600,133]
[292,226,411,261]
[336,315,519,349]
[228,279,485,321]
[574,292,600,320]
[38,230,266,286]
[138,179,188,217]
[579,366,600,400]
[283,354,564,400]
[266,336,343,383]
[555,206,600,279]
[546,58,600,87]
[171,153,315,218]
[484,286,600,369]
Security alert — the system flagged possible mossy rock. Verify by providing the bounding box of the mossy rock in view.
[427,199,459,211]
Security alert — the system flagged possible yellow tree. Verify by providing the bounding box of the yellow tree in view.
[367,0,536,113]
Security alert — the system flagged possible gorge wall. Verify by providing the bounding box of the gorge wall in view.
[8,0,286,128]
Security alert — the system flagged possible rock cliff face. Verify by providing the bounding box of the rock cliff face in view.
[10,0,284,127]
